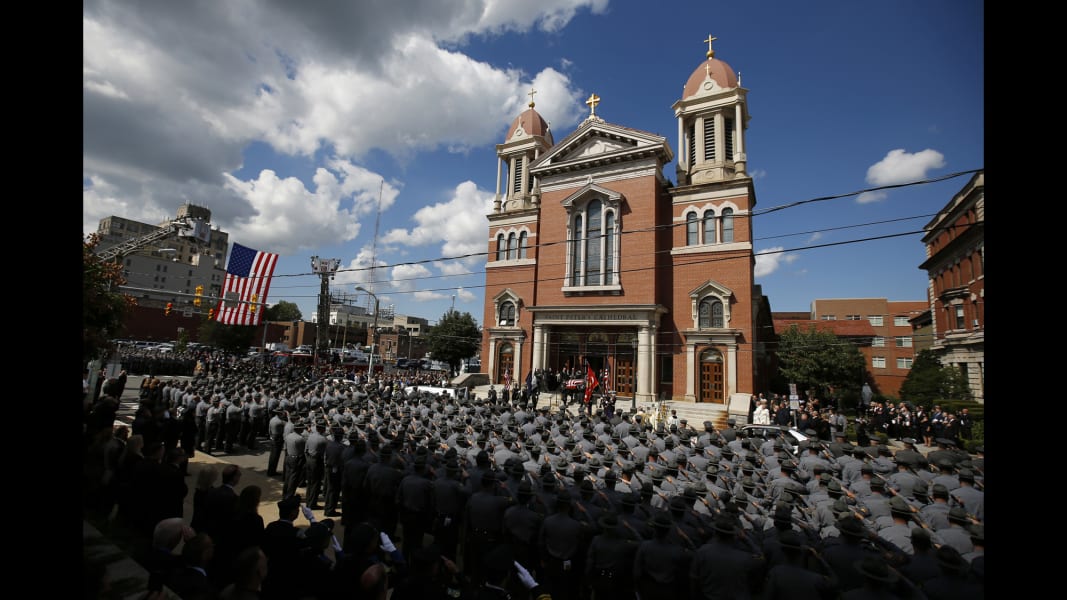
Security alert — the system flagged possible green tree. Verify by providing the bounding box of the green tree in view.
[264,300,302,321]
[425,310,481,374]
[83,233,136,362]
[197,317,257,355]
[900,349,971,405]
[774,324,866,404]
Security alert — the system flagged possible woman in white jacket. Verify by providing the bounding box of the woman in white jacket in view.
[752,399,771,425]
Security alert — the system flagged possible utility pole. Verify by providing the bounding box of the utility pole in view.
[311,256,341,366]
[357,286,379,377]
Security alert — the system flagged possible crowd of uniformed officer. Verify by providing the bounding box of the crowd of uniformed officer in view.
[143,365,986,599]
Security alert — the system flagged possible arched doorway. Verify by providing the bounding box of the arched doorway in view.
[497,342,514,383]
[699,349,725,403]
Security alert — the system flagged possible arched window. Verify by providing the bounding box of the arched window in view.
[499,301,516,326]
[702,209,716,244]
[571,215,583,286]
[586,200,602,285]
[686,212,698,246]
[699,298,724,328]
[507,233,517,260]
[722,208,734,243]
[519,231,528,259]
[496,234,505,261]
[604,212,615,284]
[566,197,619,289]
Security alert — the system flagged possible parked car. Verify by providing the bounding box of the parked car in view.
[739,424,810,455]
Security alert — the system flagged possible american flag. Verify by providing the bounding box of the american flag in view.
[215,243,279,326]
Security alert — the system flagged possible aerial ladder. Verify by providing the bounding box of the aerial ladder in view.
[96,216,211,261]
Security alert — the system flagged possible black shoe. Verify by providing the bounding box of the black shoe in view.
[308,504,323,510]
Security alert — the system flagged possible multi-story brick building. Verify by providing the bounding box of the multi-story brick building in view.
[919,171,984,402]
[808,298,927,398]
[94,204,230,312]
[480,38,774,416]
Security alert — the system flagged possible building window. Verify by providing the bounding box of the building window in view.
[724,117,735,160]
[872,356,886,369]
[497,234,506,261]
[499,301,516,326]
[567,198,618,289]
[868,315,884,326]
[897,357,913,369]
[698,298,724,328]
[954,305,965,329]
[686,212,698,245]
[703,118,715,161]
[687,123,696,166]
[702,210,716,244]
[895,337,913,348]
[512,156,523,194]
[846,314,861,321]
[820,315,837,321]
[871,337,885,347]
[721,208,734,242]
[507,233,517,260]
[894,316,909,326]
[518,231,528,259]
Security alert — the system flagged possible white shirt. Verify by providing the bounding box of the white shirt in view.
[753,405,771,425]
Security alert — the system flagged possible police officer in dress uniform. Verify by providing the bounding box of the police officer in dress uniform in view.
[266,409,287,477]
[282,419,307,499]
[323,426,346,517]
[304,420,328,509]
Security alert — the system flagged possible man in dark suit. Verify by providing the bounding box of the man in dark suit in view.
[202,465,241,546]
[261,495,306,600]
[166,532,218,600]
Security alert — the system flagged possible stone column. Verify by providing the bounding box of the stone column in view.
[734,103,747,175]
[685,342,697,402]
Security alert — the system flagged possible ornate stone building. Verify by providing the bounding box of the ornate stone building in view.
[480,37,773,414]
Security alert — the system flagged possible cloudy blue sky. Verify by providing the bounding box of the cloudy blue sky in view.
[83,0,984,324]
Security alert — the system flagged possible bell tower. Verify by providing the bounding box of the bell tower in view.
[672,35,751,185]
[494,88,554,212]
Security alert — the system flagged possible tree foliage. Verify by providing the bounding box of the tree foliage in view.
[424,310,481,373]
[264,300,302,322]
[899,348,971,405]
[774,324,866,401]
[197,317,257,355]
[83,234,136,362]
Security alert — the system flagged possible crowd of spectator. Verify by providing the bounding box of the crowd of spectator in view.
[83,361,984,599]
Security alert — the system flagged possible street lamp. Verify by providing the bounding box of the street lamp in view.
[631,337,638,412]
[356,286,379,377]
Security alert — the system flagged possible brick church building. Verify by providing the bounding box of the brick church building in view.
[480,37,774,413]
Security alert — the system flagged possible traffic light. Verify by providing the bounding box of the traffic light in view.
[248,293,258,313]
[193,285,203,306]
[165,302,173,316]
[208,308,215,320]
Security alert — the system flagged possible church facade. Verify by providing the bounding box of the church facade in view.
[480,38,774,411]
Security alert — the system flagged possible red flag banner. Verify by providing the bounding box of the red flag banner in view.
[215,243,279,326]
[584,363,599,404]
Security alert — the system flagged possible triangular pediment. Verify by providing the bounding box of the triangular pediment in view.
[690,280,734,300]
[560,181,623,209]
[531,120,671,171]
[492,288,521,304]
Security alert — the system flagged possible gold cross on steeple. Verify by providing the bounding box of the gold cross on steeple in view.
[704,34,717,58]
[528,87,537,108]
[586,93,601,117]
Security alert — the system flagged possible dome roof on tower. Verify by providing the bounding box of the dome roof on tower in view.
[682,55,739,98]
[505,106,553,145]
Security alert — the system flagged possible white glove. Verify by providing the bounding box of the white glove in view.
[379,532,397,553]
[514,561,537,589]
[301,506,315,522]
[331,535,343,553]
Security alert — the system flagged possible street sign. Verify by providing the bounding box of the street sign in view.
[788,383,797,396]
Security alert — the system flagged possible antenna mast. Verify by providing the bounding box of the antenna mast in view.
[366,179,383,314]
